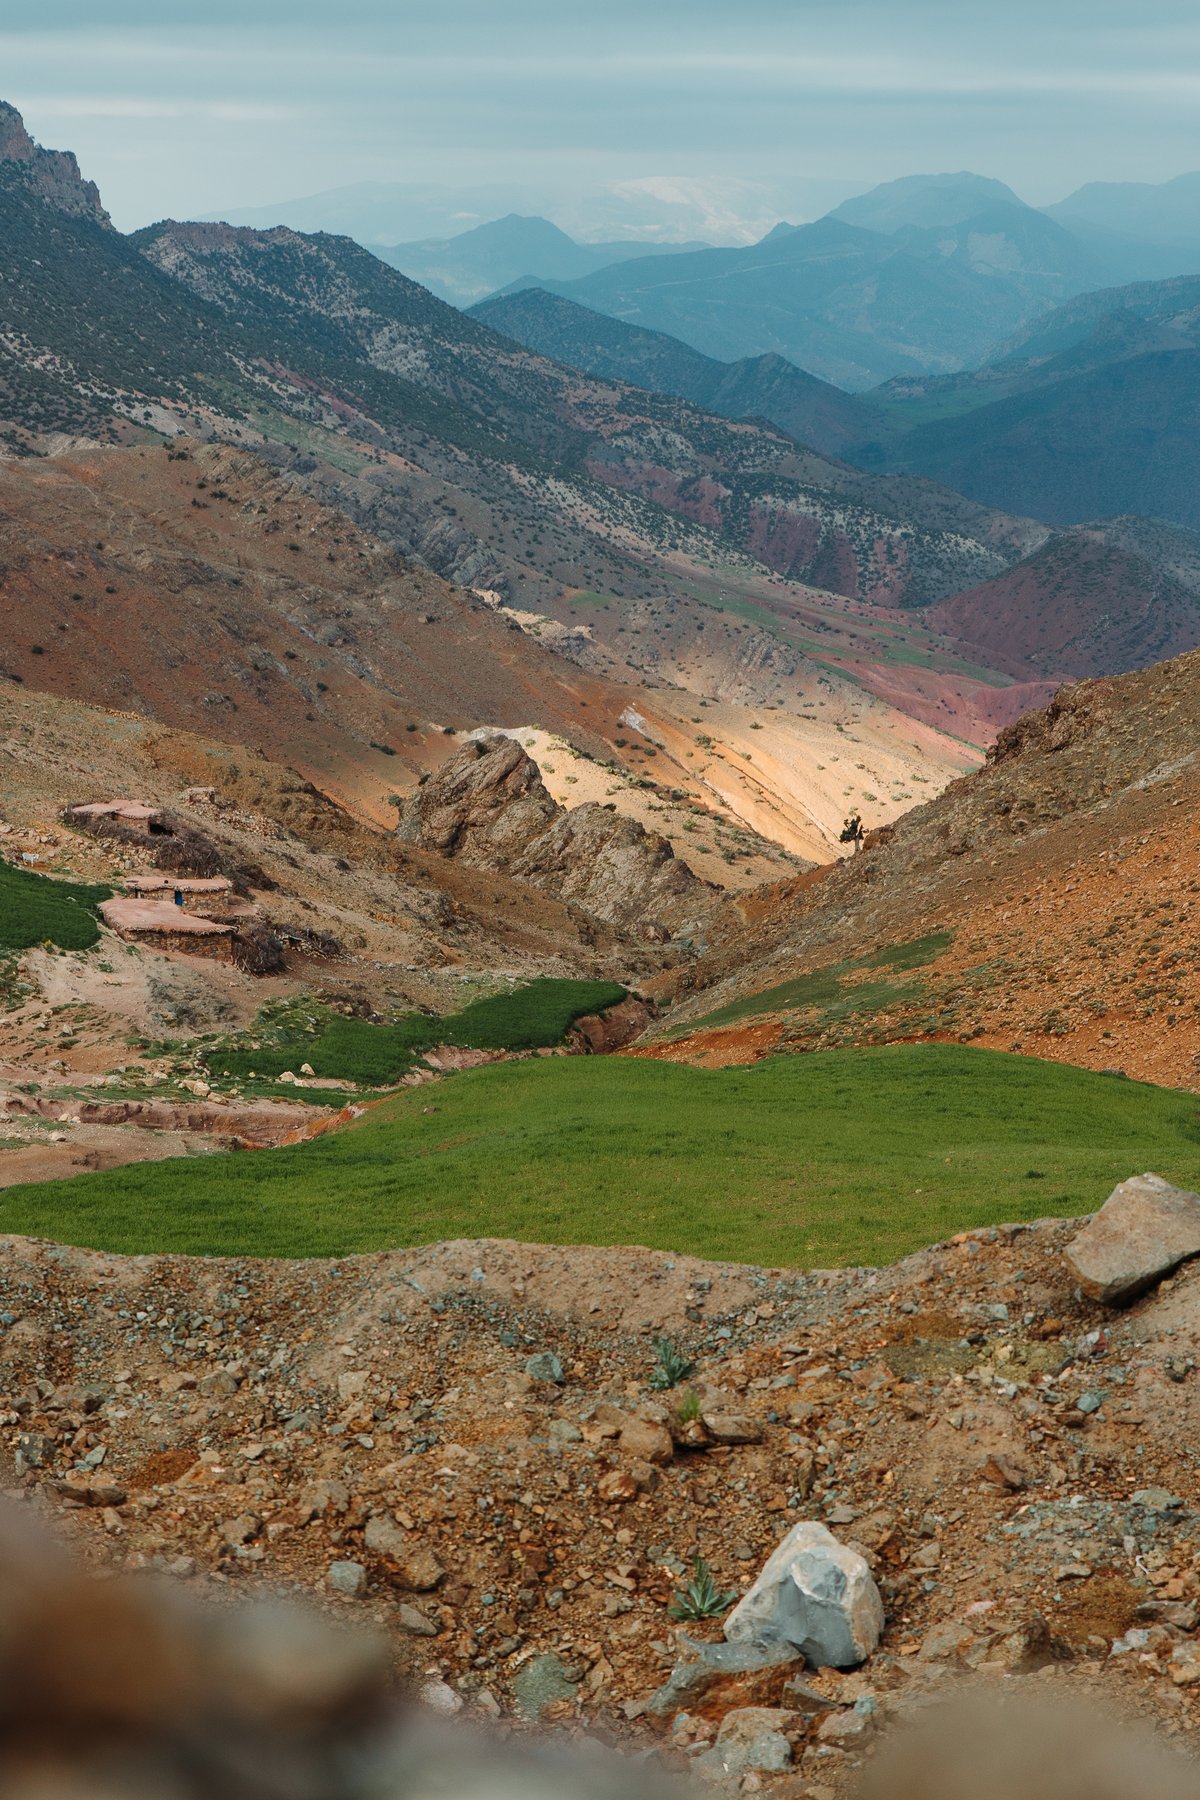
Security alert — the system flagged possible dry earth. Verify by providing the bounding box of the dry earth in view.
[647,650,1200,1091]
[3,1217,1200,1793]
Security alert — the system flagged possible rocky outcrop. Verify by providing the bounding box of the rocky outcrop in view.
[1065,1172,1200,1304]
[397,734,716,936]
[0,103,110,225]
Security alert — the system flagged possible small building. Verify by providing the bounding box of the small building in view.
[123,874,238,916]
[67,800,169,837]
[99,896,235,963]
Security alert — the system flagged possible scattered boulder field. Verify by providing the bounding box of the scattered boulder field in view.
[4,1174,1200,1792]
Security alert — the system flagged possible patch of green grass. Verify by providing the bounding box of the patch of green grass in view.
[0,861,112,953]
[207,979,627,1087]
[5,1045,1200,1265]
[675,932,953,1035]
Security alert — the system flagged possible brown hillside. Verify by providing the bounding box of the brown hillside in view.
[0,440,636,823]
[929,535,1200,681]
[647,648,1200,1090]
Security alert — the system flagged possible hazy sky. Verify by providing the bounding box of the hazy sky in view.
[5,0,1200,235]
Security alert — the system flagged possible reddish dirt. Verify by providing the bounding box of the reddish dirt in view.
[5,1221,1200,1788]
[929,536,1200,683]
[0,442,637,826]
[651,650,1200,1091]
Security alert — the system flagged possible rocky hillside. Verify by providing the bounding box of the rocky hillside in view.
[397,735,717,935]
[0,441,629,824]
[0,99,109,224]
[648,645,1200,1091]
[4,1195,1200,1793]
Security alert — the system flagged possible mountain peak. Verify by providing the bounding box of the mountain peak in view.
[0,100,110,226]
[830,171,1025,234]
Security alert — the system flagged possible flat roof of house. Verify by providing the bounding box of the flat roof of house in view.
[100,898,233,936]
[124,875,232,894]
[71,800,162,821]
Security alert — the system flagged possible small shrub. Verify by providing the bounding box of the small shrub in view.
[667,1557,738,1622]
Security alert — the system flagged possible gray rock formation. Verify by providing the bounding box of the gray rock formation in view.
[397,734,715,935]
[724,1521,884,1669]
[1065,1172,1200,1304]
[0,102,110,225]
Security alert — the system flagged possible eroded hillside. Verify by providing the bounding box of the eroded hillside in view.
[645,649,1200,1090]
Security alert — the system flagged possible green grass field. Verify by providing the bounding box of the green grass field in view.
[6,1045,1198,1265]
[206,979,627,1087]
[0,860,112,952]
[674,933,953,1036]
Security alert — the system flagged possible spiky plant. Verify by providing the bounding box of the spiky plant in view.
[667,1557,739,1622]
[674,1388,703,1426]
[649,1337,695,1390]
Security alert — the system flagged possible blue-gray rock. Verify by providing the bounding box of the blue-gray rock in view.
[327,1560,367,1597]
[646,1633,801,1716]
[513,1651,577,1719]
[524,1352,564,1384]
[698,1707,794,1775]
[725,1521,884,1668]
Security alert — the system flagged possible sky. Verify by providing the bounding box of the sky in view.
[4,0,1200,238]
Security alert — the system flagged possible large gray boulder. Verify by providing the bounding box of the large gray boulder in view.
[724,1522,884,1669]
[1065,1173,1200,1305]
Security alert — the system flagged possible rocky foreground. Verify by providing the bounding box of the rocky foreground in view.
[4,1180,1200,1794]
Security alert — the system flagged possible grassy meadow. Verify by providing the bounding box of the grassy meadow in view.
[0,860,111,952]
[4,1045,1198,1264]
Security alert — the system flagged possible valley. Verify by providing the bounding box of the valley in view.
[2,85,1200,1797]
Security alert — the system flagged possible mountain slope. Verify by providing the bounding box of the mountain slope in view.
[377,214,707,306]
[927,535,1200,679]
[127,217,1045,614]
[647,644,1200,1092]
[0,441,627,821]
[1046,172,1200,279]
[494,207,1103,389]
[9,101,1186,777]
[470,286,879,456]
[876,348,1200,530]
[864,275,1200,529]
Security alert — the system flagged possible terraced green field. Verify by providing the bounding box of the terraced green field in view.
[0,860,111,952]
[205,979,627,1087]
[5,1045,1197,1265]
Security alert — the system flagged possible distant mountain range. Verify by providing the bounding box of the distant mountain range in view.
[862,274,1200,530]
[472,286,879,458]
[486,190,1110,389]
[376,214,710,307]
[1046,173,1200,281]
[2,100,1199,762]
[206,166,1200,400]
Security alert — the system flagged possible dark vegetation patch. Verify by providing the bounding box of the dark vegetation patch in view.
[205,979,628,1087]
[0,860,111,952]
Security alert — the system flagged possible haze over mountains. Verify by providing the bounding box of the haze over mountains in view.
[374,216,711,307]
[483,170,1200,390]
